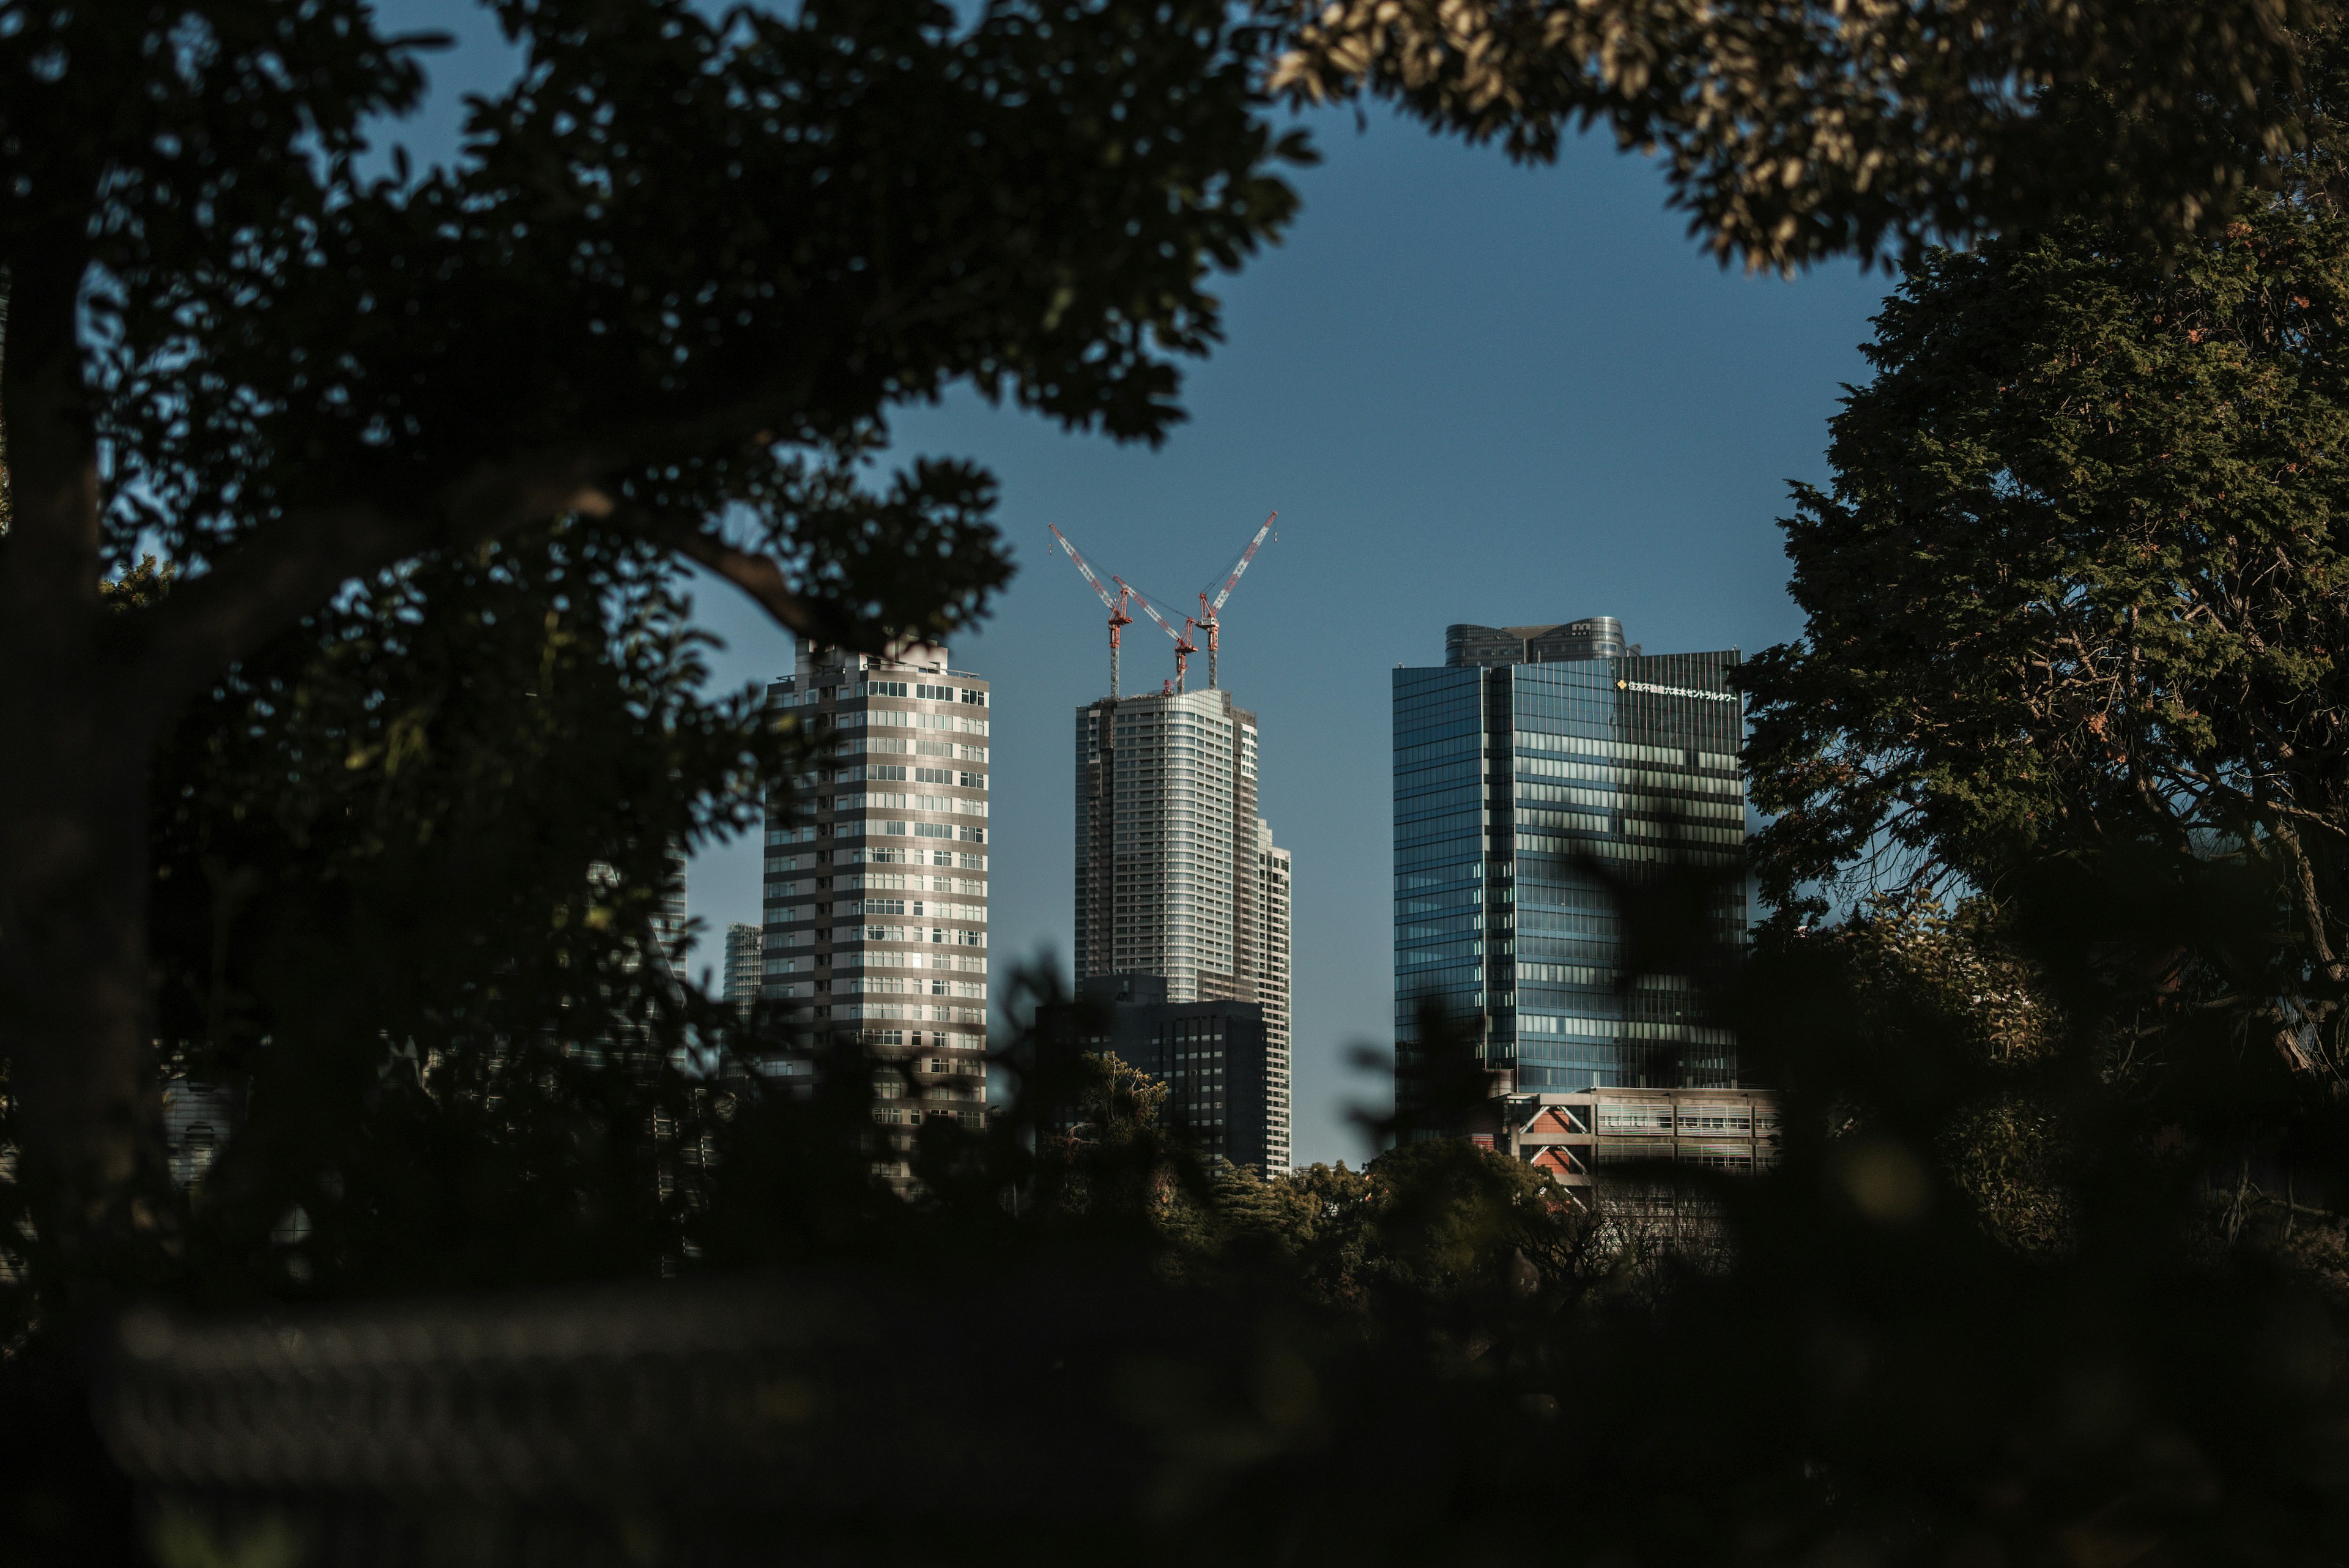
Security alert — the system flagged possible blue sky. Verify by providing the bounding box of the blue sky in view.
[379,2,1887,1167]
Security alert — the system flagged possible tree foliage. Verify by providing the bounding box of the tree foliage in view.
[0,0,1308,1256]
[1747,196,2349,1091]
[1269,0,2336,271]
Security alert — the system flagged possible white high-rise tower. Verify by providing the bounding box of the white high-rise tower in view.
[1074,686,1291,1169]
[762,642,992,1180]
[1255,818,1291,1170]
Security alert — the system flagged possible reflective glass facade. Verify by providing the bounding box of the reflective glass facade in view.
[1394,630,1745,1108]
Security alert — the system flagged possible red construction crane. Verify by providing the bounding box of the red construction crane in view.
[1121,580,1198,694]
[1196,511,1276,689]
[1048,525,1135,697]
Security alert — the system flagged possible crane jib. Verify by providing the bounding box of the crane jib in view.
[1053,513,1272,694]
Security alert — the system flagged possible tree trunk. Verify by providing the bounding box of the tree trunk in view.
[0,255,171,1309]
[0,674,165,1265]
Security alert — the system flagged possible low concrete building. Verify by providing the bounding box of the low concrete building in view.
[1476,1083,1781,1207]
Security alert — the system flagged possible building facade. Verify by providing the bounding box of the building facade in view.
[761,643,993,1169]
[1484,1085,1778,1189]
[1038,975,1278,1172]
[1393,619,1745,1116]
[1073,688,1266,1003]
[1253,819,1292,1170]
[1073,686,1291,1167]
[722,922,763,1021]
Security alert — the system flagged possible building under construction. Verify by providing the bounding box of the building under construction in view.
[1053,519,1293,1169]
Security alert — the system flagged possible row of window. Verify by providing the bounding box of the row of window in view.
[1397,830,1483,863]
[831,975,987,998]
[841,735,987,762]
[834,872,984,894]
[1515,831,1740,866]
[831,1002,988,1023]
[1510,909,1622,935]
[833,952,987,974]
[829,792,989,816]
[1397,816,1487,850]
[836,766,987,789]
[834,819,987,844]
[1585,1112,1775,1139]
[1398,939,1482,968]
[1514,781,1743,820]
[837,899,986,921]
[1514,937,1632,965]
[859,1032,986,1057]
[836,924,988,946]
[1516,961,1616,986]
[1619,819,1742,846]
[1513,752,1742,795]
[837,708,990,736]
[838,847,986,869]
[1510,729,1715,768]
[1505,1017,1737,1047]
[1508,882,1619,912]
[773,680,989,707]
[1517,1013,1616,1041]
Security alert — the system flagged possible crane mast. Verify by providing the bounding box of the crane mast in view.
[1123,581,1198,693]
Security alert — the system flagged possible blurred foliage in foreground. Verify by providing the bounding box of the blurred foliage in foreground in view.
[31,883,2349,1568]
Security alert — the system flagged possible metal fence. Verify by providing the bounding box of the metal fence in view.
[94,1270,1325,1566]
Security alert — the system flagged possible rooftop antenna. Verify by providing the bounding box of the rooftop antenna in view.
[1048,525,1135,698]
[1196,512,1276,689]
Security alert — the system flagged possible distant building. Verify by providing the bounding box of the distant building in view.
[1479,1083,1779,1198]
[1074,688,1264,1002]
[1073,685,1290,1169]
[653,847,689,959]
[762,642,992,1181]
[1393,617,1746,1122]
[1038,975,1278,1172]
[722,923,763,1020]
[1253,820,1292,1170]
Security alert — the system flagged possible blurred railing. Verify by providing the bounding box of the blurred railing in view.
[94,1270,1329,1565]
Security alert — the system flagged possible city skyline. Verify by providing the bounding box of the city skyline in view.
[355,1,1887,1170]
[676,113,1887,1170]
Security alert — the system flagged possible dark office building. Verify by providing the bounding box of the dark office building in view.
[1393,619,1746,1117]
[1037,974,1276,1171]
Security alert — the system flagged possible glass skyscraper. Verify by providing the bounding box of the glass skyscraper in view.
[1393,618,1745,1109]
